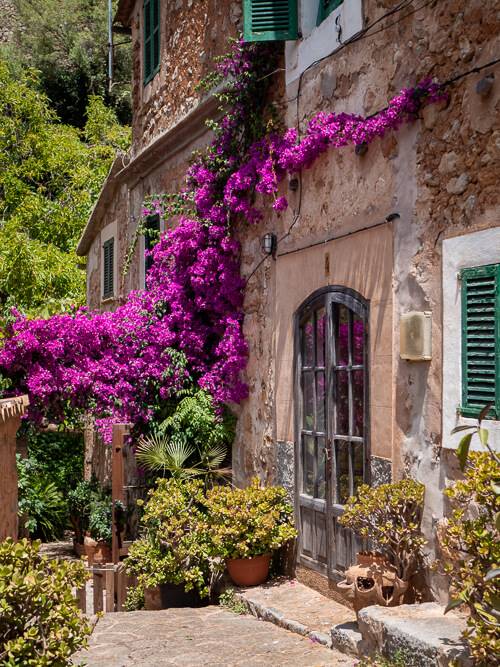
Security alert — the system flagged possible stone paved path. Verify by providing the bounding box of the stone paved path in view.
[75,606,357,666]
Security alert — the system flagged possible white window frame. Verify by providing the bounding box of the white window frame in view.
[101,221,118,302]
[442,227,500,451]
[285,0,363,88]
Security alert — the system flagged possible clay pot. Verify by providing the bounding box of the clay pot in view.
[144,583,209,610]
[337,552,408,615]
[84,535,112,565]
[226,553,271,587]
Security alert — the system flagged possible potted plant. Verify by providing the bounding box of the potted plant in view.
[125,478,222,609]
[87,498,112,564]
[68,478,100,555]
[206,478,297,587]
[338,479,426,614]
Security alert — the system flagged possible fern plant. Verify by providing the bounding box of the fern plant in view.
[137,389,235,484]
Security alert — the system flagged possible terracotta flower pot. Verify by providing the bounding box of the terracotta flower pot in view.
[84,535,112,565]
[145,583,209,610]
[226,553,271,587]
[337,552,408,615]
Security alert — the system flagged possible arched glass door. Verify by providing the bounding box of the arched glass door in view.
[295,287,369,579]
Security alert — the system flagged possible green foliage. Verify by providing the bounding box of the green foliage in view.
[0,538,91,665]
[17,455,67,541]
[88,497,113,544]
[443,452,500,665]
[339,479,426,581]
[206,478,297,560]
[356,651,413,667]
[67,477,100,542]
[218,587,248,615]
[136,389,235,484]
[124,586,145,612]
[24,428,84,492]
[0,55,130,317]
[11,0,132,126]
[125,478,222,599]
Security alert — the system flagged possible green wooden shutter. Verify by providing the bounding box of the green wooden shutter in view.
[103,238,114,299]
[144,214,160,274]
[243,0,298,42]
[317,0,343,26]
[461,263,500,418]
[144,0,160,85]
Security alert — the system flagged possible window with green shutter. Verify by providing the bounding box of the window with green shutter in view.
[144,214,160,274]
[103,238,114,299]
[460,263,500,419]
[317,0,344,26]
[243,0,298,42]
[143,0,160,85]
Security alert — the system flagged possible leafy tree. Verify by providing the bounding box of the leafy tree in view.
[0,56,130,318]
[12,0,132,126]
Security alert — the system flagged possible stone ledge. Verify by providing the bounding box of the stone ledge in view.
[357,602,472,667]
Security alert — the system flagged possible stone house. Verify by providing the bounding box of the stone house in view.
[76,0,499,600]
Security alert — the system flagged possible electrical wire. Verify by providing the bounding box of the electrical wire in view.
[243,54,500,283]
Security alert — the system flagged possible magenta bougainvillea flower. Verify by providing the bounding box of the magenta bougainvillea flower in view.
[0,38,447,441]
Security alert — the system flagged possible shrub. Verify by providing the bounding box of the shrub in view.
[0,538,91,665]
[17,455,67,541]
[88,498,113,544]
[125,478,221,598]
[442,452,500,665]
[67,477,101,543]
[206,478,297,560]
[339,479,426,581]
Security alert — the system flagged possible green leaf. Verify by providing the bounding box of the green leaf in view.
[478,428,489,447]
[444,598,463,614]
[457,433,473,470]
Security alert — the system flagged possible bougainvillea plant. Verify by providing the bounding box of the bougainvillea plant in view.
[0,39,447,441]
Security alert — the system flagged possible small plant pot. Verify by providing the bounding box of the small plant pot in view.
[93,541,112,564]
[226,553,271,587]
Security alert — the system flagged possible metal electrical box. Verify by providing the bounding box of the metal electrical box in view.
[400,311,432,361]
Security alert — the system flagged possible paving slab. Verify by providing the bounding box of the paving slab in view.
[235,578,355,649]
[357,602,471,666]
[74,606,356,666]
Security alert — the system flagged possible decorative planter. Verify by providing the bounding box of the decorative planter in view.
[144,583,209,610]
[337,552,408,615]
[84,535,112,565]
[226,553,271,587]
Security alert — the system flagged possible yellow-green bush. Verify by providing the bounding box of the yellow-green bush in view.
[0,538,91,666]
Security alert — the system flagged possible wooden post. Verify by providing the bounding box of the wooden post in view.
[105,564,115,612]
[111,423,131,563]
[0,396,29,541]
[93,568,104,614]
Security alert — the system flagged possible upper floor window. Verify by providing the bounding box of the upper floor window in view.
[460,264,500,419]
[317,0,343,26]
[143,0,160,85]
[102,238,115,300]
[144,213,160,274]
[243,0,298,42]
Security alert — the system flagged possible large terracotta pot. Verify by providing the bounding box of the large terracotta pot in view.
[144,583,209,610]
[337,552,408,615]
[84,535,112,565]
[226,553,271,587]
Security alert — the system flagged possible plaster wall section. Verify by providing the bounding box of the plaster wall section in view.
[127,0,241,154]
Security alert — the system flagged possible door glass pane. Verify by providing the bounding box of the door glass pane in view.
[303,435,315,496]
[317,437,326,499]
[352,369,364,437]
[335,440,350,504]
[303,371,314,430]
[316,371,326,432]
[316,307,326,367]
[353,313,364,365]
[303,317,314,366]
[353,441,364,497]
[335,304,349,366]
[335,370,349,435]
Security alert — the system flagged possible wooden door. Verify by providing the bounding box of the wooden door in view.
[295,288,369,580]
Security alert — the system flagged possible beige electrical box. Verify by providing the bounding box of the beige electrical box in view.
[400,311,432,361]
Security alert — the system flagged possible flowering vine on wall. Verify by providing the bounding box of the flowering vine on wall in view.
[0,39,447,442]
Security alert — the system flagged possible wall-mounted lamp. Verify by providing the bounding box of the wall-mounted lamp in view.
[261,233,277,258]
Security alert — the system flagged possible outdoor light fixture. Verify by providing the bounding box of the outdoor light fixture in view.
[261,233,277,258]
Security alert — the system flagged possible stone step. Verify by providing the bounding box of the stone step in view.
[357,602,471,667]
[234,577,356,650]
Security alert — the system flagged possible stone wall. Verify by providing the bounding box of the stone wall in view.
[127,0,242,154]
[0,0,18,43]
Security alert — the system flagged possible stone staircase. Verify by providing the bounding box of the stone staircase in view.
[235,579,471,666]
